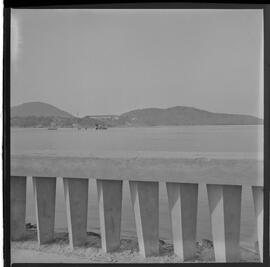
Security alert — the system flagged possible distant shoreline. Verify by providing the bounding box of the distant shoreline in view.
[11,123,263,129]
[11,102,263,128]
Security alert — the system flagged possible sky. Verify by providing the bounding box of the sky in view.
[11,9,263,117]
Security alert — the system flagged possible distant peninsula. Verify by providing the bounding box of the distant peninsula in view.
[11,102,263,128]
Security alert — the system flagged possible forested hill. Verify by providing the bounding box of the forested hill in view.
[119,106,263,126]
[11,102,74,118]
[11,102,263,128]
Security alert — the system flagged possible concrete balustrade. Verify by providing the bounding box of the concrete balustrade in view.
[252,186,264,262]
[97,179,123,252]
[33,177,56,244]
[10,176,26,241]
[129,181,159,257]
[166,182,198,261]
[207,184,242,262]
[10,152,264,262]
[63,178,89,248]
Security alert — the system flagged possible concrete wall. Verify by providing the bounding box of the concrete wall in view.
[11,152,263,186]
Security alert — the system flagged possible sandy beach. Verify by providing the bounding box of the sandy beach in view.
[11,228,259,264]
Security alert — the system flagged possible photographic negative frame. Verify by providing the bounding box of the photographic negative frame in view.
[3,1,270,266]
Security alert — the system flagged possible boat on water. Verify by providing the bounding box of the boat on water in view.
[95,123,108,130]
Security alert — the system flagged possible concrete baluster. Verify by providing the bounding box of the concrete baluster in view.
[252,186,263,262]
[166,182,198,261]
[10,176,27,241]
[129,181,159,257]
[97,179,123,252]
[63,178,89,249]
[207,184,242,262]
[33,177,56,244]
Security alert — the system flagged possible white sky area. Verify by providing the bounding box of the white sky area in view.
[11,9,263,118]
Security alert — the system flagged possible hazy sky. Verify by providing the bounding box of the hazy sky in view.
[11,9,263,117]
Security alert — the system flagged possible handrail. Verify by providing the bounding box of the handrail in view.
[11,151,263,186]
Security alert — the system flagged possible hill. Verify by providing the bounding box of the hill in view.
[11,102,74,118]
[10,103,263,127]
[119,106,263,126]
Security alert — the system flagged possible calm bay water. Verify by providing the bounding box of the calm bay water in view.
[11,125,263,249]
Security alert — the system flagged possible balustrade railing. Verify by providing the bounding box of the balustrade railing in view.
[10,151,264,262]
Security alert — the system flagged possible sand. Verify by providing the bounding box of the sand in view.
[11,229,259,264]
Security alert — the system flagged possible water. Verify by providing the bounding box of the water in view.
[11,125,262,154]
[11,125,263,249]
